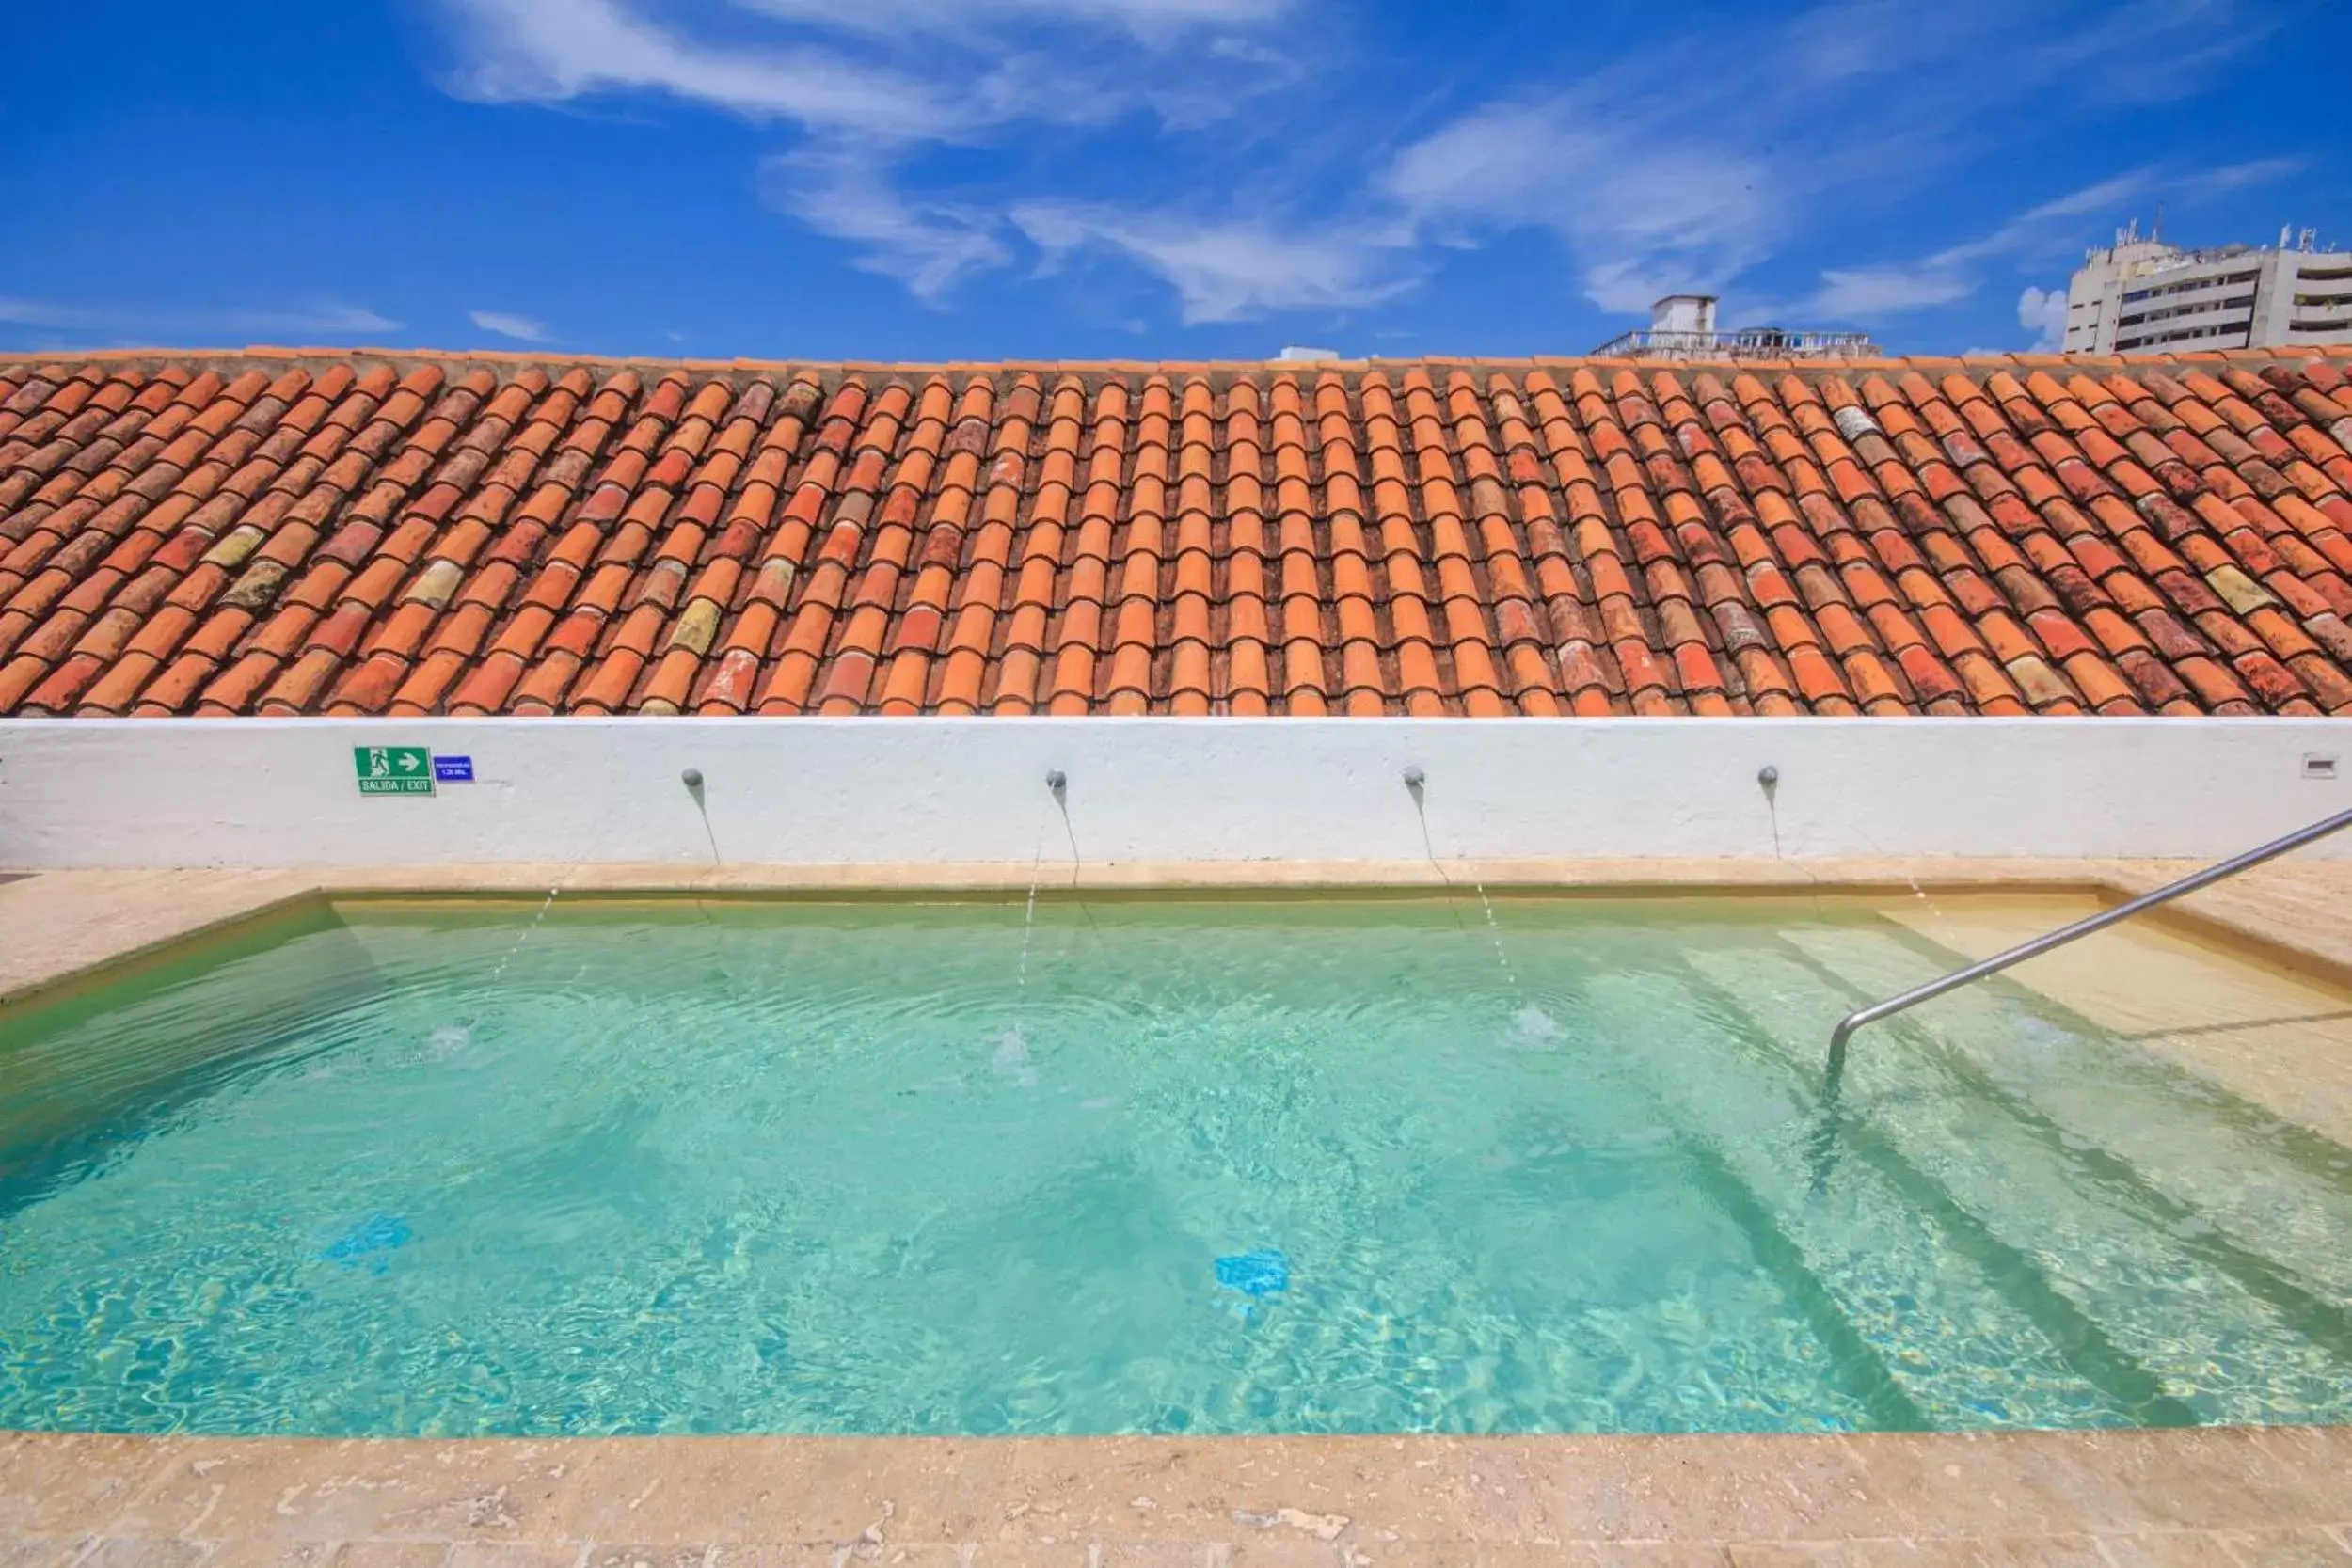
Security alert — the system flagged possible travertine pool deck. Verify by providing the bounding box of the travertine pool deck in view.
[5,859,2351,1562]
[4,1428,2350,1565]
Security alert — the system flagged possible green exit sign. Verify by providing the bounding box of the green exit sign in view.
[354,746,435,796]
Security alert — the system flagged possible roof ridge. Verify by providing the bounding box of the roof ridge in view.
[6,343,2348,389]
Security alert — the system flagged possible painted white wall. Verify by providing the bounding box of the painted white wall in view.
[2,717,2348,870]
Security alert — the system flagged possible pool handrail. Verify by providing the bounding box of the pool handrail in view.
[1823,803,2352,1095]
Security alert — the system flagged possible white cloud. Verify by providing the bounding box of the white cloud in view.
[2177,156,2305,198]
[1376,1,2017,310]
[437,0,964,139]
[469,309,554,342]
[2020,0,2284,103]
[421,0,2301,330]
[2019,285,2069,350]
[1383,97,1776,311]
[1931,171,2154,269]
[0,297,101,329]
[762,150,1011,301]
[0,297,398,341]
[428,0,1311,314]
[1775,173,2146,323]
[1786,156,2289,329]
[1380,0,2275,320]
[229,303,402,336]
[1804,269,1979,320]
[743,0,1288,40]
[437,0,1295,140]
[1014,203,1410,323]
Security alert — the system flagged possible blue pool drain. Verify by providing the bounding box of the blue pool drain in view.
[1216,1248,1289,1297]
[321,1214,411,1274]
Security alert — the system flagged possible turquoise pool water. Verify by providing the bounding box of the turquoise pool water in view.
[1,895,2348,1437]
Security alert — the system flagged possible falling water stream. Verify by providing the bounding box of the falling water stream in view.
[485,879,564,984]
[1760,763,1948,932]
[1405,767,1532,1014]
[1469,876,1519,990]
[434,876,571,1047]
[995,773,1063,1083]
[1015,826,1044,1014]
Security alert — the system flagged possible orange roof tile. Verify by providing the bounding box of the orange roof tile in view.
[4,347,2352,717]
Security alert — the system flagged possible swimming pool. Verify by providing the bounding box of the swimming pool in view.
[2,892,2347,1437]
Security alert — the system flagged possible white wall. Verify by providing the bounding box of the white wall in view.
[2,717,2348,870]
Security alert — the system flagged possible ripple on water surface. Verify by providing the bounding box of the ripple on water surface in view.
[1,895,2348,1436]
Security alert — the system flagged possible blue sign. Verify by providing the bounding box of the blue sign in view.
[433,754,475,783]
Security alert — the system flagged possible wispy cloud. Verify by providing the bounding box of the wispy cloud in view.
[429,0,1312,316]
[0,297,108,330]
[1787,156,2301,328]
[1778,172,2152,324]
[2178,156,2307,198]
[437,0,965,139]
[1015,203,1412,323]
[1383,99,1778,311]
[760,148,1010,301]
[422,0,2305,330]
[0,296,398,342]
[1800,269,1981,321]
[230,303,402,336]
[469,309,554,342]
[436,0,1295,139]
[1378,0,2281,317]
[741,0,1289,42]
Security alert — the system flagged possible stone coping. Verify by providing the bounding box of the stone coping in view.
[3,1428,2349,1564]
[8,857,2352,1008]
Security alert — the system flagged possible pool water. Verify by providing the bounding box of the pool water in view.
[1,894,2348,1437]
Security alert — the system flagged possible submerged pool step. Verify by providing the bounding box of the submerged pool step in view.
[1678,955,2203,1430]
[1782,927,2352,1307]
[1581,971,2134,1431]
[1707,934,2352,1425]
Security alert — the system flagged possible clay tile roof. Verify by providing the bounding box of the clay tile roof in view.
[6,345,2352,717]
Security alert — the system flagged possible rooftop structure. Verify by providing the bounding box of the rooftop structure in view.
[3,345,2352,721]
[2064,220,2352,356]
[1590,294,1880,361]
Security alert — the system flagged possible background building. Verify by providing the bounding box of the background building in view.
[1589,295,1880,360]
[2064,220,2352,354]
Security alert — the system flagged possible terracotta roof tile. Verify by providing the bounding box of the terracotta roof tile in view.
[6,347,2352,716]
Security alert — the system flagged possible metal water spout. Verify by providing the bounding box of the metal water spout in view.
[1041,768,1091,909]
[680,768,721,864]
[1400,764,1516,987]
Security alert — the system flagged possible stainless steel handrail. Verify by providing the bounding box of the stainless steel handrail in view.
[1822,805,2352,1095]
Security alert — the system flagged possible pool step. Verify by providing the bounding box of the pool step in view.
[1582,970,2136,1430]
[1704,933,2352,1424]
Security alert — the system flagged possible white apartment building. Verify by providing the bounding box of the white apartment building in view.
[2063,220,2352,354]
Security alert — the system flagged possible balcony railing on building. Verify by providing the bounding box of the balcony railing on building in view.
[1587,326,1881,360]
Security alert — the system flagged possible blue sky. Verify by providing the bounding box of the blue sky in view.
[1,0,2342,361]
